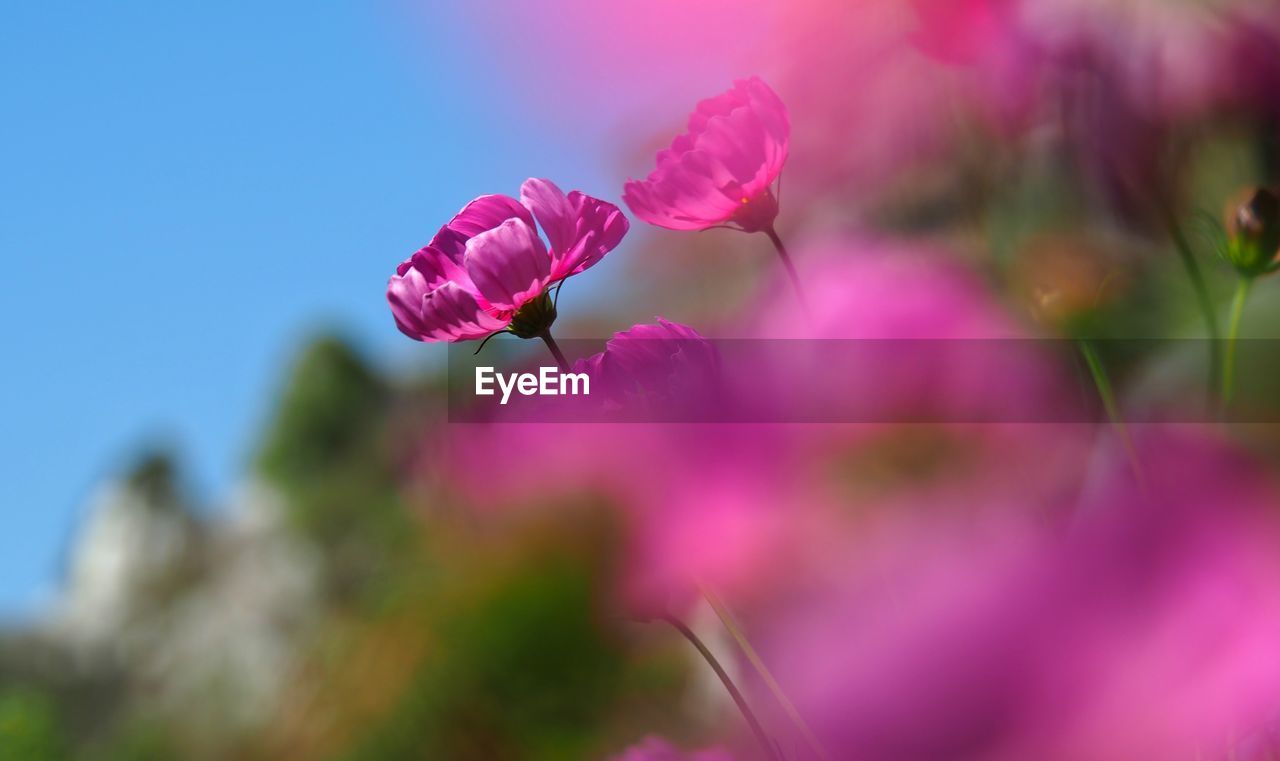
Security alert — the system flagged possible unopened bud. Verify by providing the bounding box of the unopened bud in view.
[1224,187,1280,278]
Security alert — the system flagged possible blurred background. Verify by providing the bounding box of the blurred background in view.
[4,0,1280,759]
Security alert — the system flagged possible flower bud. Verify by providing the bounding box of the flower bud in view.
[506,290,558,339]
[1224,187,1280,278]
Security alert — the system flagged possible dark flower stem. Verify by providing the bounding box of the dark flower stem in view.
[662,614,783,761]
[701,586,829,761]
[539,331,570,373]
[763,226,811,319]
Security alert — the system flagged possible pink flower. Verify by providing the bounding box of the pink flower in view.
[607,736,737,761]
[623,78,789,234]
[572,318,720,410]
[387,178,628,342]
[447,318,719,498]
[910,0,1043,129]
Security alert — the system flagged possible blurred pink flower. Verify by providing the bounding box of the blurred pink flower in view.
[743,239,1024,340]
[572,318,721,412]
[757,426,1280,761]
[387,178,627,342]
[441,305,840,613]
[623,78,789,234]
[910,0,1043,129]
[447,318,722,504]
[446,242,1066,615]
[912,0,1018,65]
[1022,0,1274,119]
[727,240,1065,429]
[608,736,737,761]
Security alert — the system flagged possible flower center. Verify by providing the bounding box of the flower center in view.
[731,188,779,233]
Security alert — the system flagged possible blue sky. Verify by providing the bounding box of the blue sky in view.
[0,2,761,618]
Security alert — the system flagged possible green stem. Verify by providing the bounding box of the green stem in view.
[1167,218,1222,400]
[1223,276,1252,412]
[1078,339,1147,493]
[662,615,782,761]
[701,586,829,761]
[539,331,570,373]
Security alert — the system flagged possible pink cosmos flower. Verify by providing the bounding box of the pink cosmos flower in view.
[623,77,789,235]
[623,77,807,310]
[387,178,628,343]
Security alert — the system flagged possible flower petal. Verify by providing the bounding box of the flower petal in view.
[417,281,509,342]
[463,218,552,311]
[520,178,578,256]
[521,179,629,280]
[387,262,438,340]
[396,244,470,293]
[554,190,628,278]
[429,194,535,262]
[624,77,790,231]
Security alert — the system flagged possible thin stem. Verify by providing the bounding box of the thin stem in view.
[763,226,811,319]
[1167,217,1222,400]
[1223,276,1252,412]
[539,330,570,373]
[662,614,782,761]
[1078,339,1147,494]
[701,586,829,761]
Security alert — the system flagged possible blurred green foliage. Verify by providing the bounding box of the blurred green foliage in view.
[256,336,414,603]
[336,547,623,761]
[0,688,68,761]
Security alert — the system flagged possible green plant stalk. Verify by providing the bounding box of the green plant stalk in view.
[701,585,830,761]
[1223,276,1253,411]
[662,614,782,761]
[1078,339,1147,493]
[1168,219,1222,400]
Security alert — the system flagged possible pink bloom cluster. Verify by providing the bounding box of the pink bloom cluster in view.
[755,428,1280,760]
[381,27,1280,757]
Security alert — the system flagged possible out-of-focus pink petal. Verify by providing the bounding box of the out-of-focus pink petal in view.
[629,151,741,228]
[521,178,629,279]
[624,77,789,231]
[569,351,605,379]
[601,318,710,377]
[912,0,1018,64]
[463,218,551,312]
[571,318,721,411]
[755,427,1280,761]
